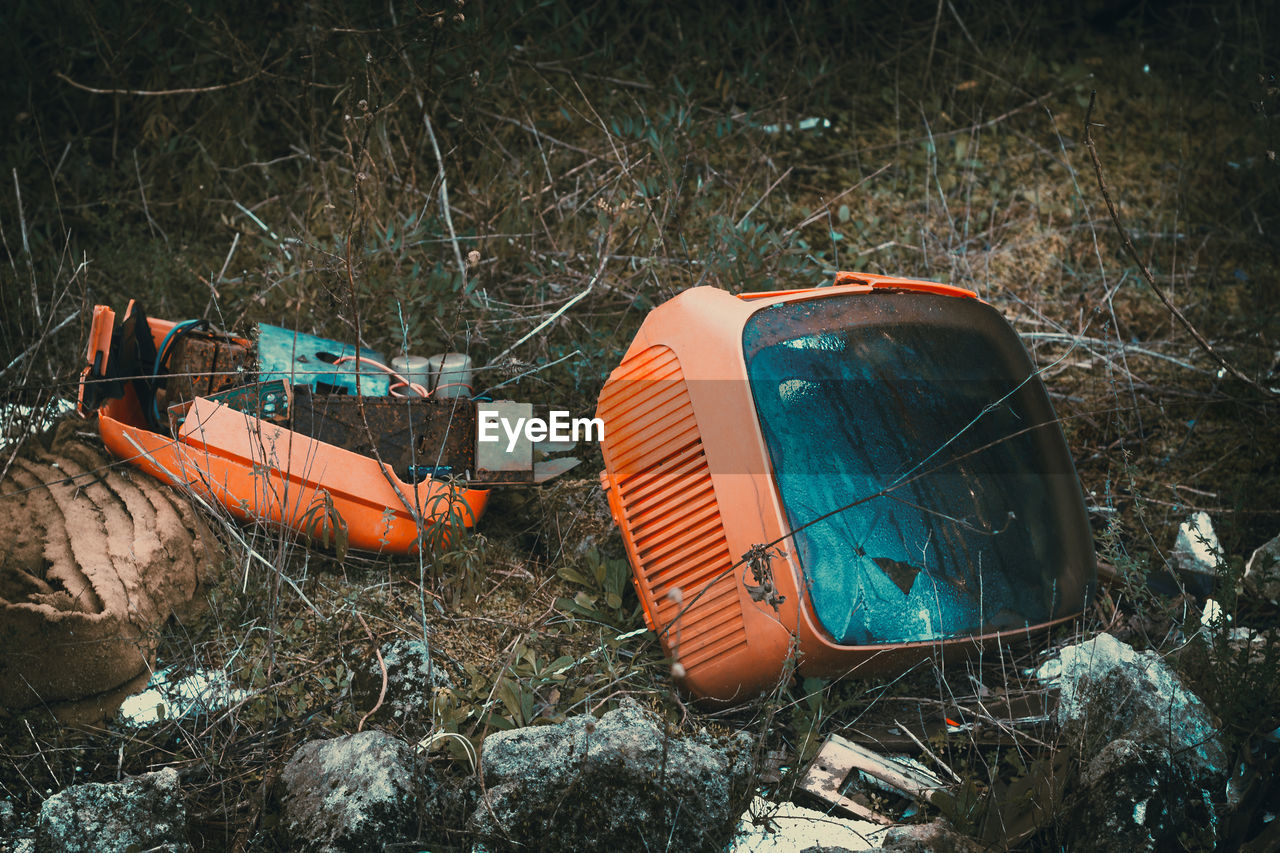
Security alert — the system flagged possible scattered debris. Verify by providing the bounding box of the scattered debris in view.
[760,117,832,134]
[1201,597,1225,628]
[1037,632,1226,851]
[77,301,580,555]
[36,767,191,853]
[799,734,950,824]
[276,730,422,853]
[117,666,247,727]
[0,433,216,722]
[0,398,76,442]
[730,796,888,852]
[470,696,754,852]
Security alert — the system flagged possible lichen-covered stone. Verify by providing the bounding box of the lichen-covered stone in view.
[1245,531,1280,604]
[36,767,191,852]
[471,697,755,853]
[277,730,420,853]
[1040,633,1225,852]
[1047,632,1225,776]
[350,637,451,723]
[879,818,983,852]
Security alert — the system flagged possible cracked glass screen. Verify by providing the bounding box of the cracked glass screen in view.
[743,291,1090,646]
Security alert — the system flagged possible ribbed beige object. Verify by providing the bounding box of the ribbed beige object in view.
[0,427,216,723]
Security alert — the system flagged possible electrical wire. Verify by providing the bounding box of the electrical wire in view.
[151,319,201,427]
[331,354,431,398]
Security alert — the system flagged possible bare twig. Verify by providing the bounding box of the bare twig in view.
[133,149,167,246]
[924,0,944,84]
[422,112,468,293]
[473,107,595,157]
[784,163,892,237]
[356,613,387,732]
[482,249,608,370]
[481,348,582,395]
[54,69,258,97]
[893,718,963,784]
[737,166,793,229]
[11,169,37,323]
[206,232,241,318]
[1,310,77,378]
[1082,91,1275,397]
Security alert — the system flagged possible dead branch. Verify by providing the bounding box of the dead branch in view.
[54,70,259,97]
[1082,90,1275,398]
[356,613,388,732]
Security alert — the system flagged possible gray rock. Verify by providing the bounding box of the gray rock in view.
[1043,633,1225,852]
[0,798,33,853]
[351,638,452,723]
[1172,511,1225,577]
[471,697,755,853]
[36,767,191,852]
[1049,632,1225,775]
[1072,735,1216,852]
[277,730,420,853]
[1245,531,1280,604]
[879,818,982,852]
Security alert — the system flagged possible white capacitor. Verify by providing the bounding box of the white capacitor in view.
[426,353,474,399]
[390,355,432,397]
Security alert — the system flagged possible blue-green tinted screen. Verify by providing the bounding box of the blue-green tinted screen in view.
[744,292,1086,645]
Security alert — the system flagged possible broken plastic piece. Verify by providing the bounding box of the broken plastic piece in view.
[77,304,579,554]
[256,322,392,396]
[799,733,950,823]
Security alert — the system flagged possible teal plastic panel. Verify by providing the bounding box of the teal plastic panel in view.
[257,323,392,396]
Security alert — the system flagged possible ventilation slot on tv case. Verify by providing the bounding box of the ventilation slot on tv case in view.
[598,345,747,676]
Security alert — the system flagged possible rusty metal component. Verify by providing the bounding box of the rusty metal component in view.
[290,387,477,481]
[162,331,254,408]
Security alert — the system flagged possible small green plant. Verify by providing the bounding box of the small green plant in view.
[297,490,350,560]
[556,547,637,625]
[417,483,487,608]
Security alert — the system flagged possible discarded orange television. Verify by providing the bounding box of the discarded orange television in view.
[596,273,1096,702]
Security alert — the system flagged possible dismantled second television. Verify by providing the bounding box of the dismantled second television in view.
[596,272,1096,702]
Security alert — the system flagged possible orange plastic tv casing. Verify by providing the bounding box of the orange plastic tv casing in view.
[83,303,488,554]
[596,273,1086,702]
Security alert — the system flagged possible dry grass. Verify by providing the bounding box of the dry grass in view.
[1,1,1278,849]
